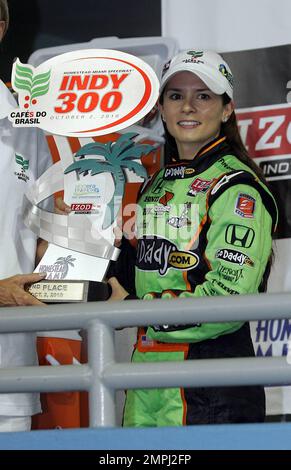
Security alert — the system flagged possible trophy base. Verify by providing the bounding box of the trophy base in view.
[29,279,110,303]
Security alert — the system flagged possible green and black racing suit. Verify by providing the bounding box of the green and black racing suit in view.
[113,135,278,426]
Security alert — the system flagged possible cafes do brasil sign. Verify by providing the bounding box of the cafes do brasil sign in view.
[9,49,159,137]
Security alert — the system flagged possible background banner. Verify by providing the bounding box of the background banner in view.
[162,0,291,52]
[162,0,291,416]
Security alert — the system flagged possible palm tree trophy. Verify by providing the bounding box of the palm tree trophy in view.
[64,132,154,230]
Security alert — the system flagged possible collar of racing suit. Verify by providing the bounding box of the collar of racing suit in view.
[165,135,230,175]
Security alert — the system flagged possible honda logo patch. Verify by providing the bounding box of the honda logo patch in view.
[225,224,255,248]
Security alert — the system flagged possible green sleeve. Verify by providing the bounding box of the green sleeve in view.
[147,184,273,343]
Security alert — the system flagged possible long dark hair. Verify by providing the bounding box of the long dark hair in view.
[160,91,274,290]
[221,94,268,184]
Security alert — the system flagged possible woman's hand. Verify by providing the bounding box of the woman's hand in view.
[107,277,129,301]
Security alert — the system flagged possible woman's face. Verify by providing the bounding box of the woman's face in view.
[160,71,233,160]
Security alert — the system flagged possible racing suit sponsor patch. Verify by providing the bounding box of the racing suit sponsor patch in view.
[217,264,244,283]
[215,248,254,267]
[212,279,239,295]
[151,177,164,194]
[225,224,255,248]
[136,236,199,275]
[210,171,243,195]
[159,191,174,205]
[167,202,191,228]
[163,166,195,180]
[235,193,256,218]
[187,177,213,197]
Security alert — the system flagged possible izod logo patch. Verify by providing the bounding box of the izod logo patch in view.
[71,203,93,214]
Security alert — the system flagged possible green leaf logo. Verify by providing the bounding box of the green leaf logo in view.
[187,50,204,58]
[13,59,51,106]
[15,153,29,171]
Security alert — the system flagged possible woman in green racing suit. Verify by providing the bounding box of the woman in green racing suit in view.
[108,49,278,427]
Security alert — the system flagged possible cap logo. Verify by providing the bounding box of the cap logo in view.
[162,60,171,77]
[187,51,204,58]
[219,64,234,88]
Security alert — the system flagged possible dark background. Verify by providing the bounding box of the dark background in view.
[0,0,161,82]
